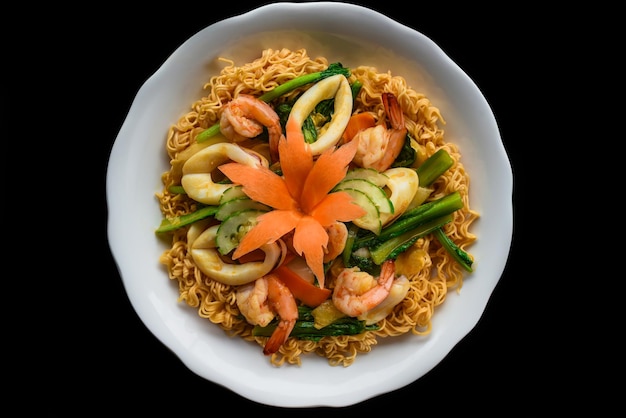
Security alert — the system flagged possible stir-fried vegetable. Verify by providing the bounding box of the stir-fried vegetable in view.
[433,227,474,272]
[415,148,454,187]
[412,149,474,271]
[345,192,464,268]
[252,306,378,341]
[369,214,454,265]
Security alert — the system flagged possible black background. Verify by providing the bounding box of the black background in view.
[14,1,593,414]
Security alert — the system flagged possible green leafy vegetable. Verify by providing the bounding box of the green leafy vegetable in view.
[390,134,416,168]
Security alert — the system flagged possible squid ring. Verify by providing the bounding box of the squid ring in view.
[286,73,353,155]
[181,142,269,205]
[380,167,419,226]
[188,224,281,286]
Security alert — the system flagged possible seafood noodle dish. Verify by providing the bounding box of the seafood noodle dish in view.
[155,48,479,367]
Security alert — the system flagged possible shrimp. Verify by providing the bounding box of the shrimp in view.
[323,221,348,263]
[263,274,298,355]
[351,92,407,172]
[236,274,298,355]
[236,277,275,328]
[358,275,410,325]
[332,259,396,317]
[220,94,285,162]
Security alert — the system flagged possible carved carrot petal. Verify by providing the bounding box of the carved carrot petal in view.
[309,191,367,227]
[219,162,297,211]
[232,210,302,259]
[300,139,359,213]
[281,119,314,202]
[291,215,328,288]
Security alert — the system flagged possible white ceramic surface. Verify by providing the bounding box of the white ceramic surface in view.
[106,2,512,408]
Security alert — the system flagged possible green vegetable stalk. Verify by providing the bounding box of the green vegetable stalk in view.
[414,148,474,272]
[369,214,453,265]
[195,62,351,143]
[155,205,217,233]
[415,148,454,187]
[252,305,378,341]
[342,222,360,267]
[433,227,474,272]
[167,185,186,194]
[354,191,464,248]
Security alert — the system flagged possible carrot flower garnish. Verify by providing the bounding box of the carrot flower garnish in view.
[219,125,365,289]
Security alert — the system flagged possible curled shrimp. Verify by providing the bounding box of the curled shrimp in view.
[263,274,298,355]
[359,275,410,325]
[332,259,397,317]
[351,92,407,172]
[236,277,275,328]
[220,94,285,162]
[323,221,348,263]
[236,274,298,355]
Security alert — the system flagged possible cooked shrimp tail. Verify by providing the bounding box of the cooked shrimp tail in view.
[263,275,298,355]
[351,92,407,172]
[332,259,396,317]
[219,94,285,162]
[236,277,275,327]
[323,221,348,263]
[382,92,404,130]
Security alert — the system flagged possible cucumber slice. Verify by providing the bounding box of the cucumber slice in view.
[333,178,394,214]
[343,167,389,187]
[215,197,271,221]
[334,188,381,235]
[219,185,247,205]
[216,209,268,255]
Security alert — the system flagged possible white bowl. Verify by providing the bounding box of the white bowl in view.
[106,1,512,408]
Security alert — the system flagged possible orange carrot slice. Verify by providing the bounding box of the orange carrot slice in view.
[232,210,301,259]
[300,139,359,213]
[273,265,331,307]
[281,120,314,202]
[292,215,328,288]
[309,191,366,226]
[342,112,376,142]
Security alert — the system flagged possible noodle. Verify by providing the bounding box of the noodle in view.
[156,48,479,367]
